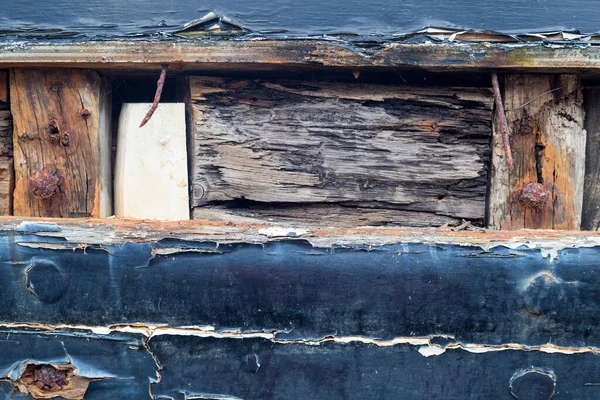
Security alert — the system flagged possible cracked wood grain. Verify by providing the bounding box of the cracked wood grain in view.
[189,77,492,227]
[489,74,586,230]
[10,69,112,218]
[0,100,13,215]
[583,88,600,230]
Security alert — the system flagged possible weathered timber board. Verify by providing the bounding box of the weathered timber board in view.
[1,220,600,348]
[4,41,600,72]
[489,75,586,230]
[583,88,600,230]
[190,77,491,226]
[10,69,112,218]
[192,203,462,227]
[0,101,13,215]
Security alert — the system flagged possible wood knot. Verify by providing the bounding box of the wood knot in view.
[518,183,550,209]
[28,168,60,199]
[80,108,91,118]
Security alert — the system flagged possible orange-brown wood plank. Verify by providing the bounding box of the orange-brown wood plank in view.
[0,98,13,215]
[10,69,111,218]
[0,71,7,103]
[489,74,586,230]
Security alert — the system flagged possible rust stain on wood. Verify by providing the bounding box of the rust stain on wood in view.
[489,75,585,230]
[10,69,112,218]
[14,363,92,399]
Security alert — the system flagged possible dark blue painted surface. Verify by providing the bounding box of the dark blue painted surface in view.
[2,0,600,39]
[0,233,599,347]
[151,336,599,399]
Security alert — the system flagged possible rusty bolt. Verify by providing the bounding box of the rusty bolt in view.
[28,168,60,199]
[518,182,550,209]
[26,364,68,392]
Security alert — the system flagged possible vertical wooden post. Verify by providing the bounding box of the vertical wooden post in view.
[0,71,13,215]
[10,69,111,218]
[489,75,586,230]
[582,88,600,230]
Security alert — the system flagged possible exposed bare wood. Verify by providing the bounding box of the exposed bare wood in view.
[3,217,600,249]
[189,77,491,227]
[115,103,189,220]
[10,69,112,218]
[489,75,586,230]
[2,41,600,72]
[583,88,600,230]
[0,71,7,103]
[192,204,464,228]
[0,102,13,215]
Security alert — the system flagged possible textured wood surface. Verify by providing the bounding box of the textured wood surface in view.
[583,88,600,230]
[0,71,7,103]
[489,75,586,230]
[190,77,492,226]
[10,69,111,218]
[115,103,189,220]
[0,102,12,215]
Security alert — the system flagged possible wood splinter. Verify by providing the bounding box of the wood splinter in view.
[491,72,513,170]
[139,65,168,128]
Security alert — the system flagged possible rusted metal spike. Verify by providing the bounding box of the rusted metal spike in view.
[491,72,514,170]
[139,64,168,128]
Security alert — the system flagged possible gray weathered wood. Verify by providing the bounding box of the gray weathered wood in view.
[0,102,13,215]
[489,74,586,230]
[192,204,464,227]
[190,77,492,226]
[583,88,600,230]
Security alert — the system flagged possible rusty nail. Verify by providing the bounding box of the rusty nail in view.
[518,182,550,209]
[491,72,514,170]
[28,168,60,199]
[49,84,59,93]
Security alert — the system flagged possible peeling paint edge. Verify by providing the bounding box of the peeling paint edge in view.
[0,323,597,357]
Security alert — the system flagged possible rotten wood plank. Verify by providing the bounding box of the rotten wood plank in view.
[10,69,112,218]
[3,41,600,72]
[583,88,600,230]
[488,74,586,230]
[0,71,7,103]
[192,203,464,227]
[189,77,492,227]
[0,102,13,215]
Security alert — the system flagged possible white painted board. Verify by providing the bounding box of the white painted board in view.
[115,103,189,220]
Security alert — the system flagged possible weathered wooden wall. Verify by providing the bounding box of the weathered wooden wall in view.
[189,77,492,227]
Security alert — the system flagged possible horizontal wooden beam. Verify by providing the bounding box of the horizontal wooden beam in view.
[1,40,600,71]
